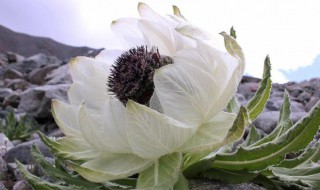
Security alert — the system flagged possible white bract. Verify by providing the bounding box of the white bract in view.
[50,3,245,183]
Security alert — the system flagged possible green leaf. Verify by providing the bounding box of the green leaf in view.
[16,161,83,190]
[226,96,240,113]
[173,174,189,190]
[202,168,257,184]
[246,55,272,121]
[137,153,184,190]
[30,145,103,190]
[242,125,261,147]
[249,90,293,147]
[276,142,320,169]
[271,163,320,189]
[211,100,320,171]
[230,26,237,39]
[111,178,137,189]
[183,107,249,177]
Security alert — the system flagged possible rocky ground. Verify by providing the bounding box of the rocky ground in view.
[0,51,320,190]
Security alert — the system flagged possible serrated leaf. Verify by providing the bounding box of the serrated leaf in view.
[242,125,261,147]
[211,100,320,171]
[230,26,237,39]
[252,174,289,190]
[183,107,248,177]
[202,168,257,184]
[277,142,320,169]
[246,55,272,121]
[111,178,137,189]
[137,153,183,190]
[16,161,83,190]
[30,145,103,190]
[249,90,293,147]
[271,163,320,189]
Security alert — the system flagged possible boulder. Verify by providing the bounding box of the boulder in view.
[253,111,279,134]
[28,64,60,85]
[0,88,13,101]
[3,139,52,164]
[45,64,72,85]
[4,54,62,75]
[189,178,266,190]
[17,84,70,118]
[3,78,31,91]
[306,96,320,112]
[1,68,24,80]
[0,133,14,156]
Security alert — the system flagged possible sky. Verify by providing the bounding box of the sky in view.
[0,0,319,83]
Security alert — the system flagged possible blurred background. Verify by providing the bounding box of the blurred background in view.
[1,0,319,83]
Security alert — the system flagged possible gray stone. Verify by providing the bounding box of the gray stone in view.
[313,87,320,99]
[290,101,306,112]
[12,180,32,190]
[265,97,282,111]
[0,156,7,174]
[285,84,304,97]
[45,64,72,85]
[306,96,320,112]
[5,54,62,75]
[272,83,285,92]
[253,111,279,134]
[189,178,266,190]
[237,82,259,100]
[0,133,14,156]
[296,91,311,104]
[291,111,308,124]
[17,84,70,118]
[3,139,52,164]
[0,88,13,101]
[235,93,247,106]
[2,92,20,108]
[0,182,7,190]
[6,52,24,64]
[270,90,284,98]
[1,68,24,80]
[3,79,31,91]
[22,54,62,73]
[28,64,60,85]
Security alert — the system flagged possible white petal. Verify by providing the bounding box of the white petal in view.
[176,25,223,50]
[56,137,100,161]
[70,153,152,182]
[154,44,240,126]
[138,3,182,29]
[51,99,81,137]
[138,3,167,24]
[138,20,195,56]
[111,18,145,49]
[78,98,131,154]
[154,49,219,126]
[68,56,112,109]
[125,101,196,159]
[177,25,212,41]
[217,32,245,113]
[67,82,82,105]
[94,49,123,63]
[178,111,236,152]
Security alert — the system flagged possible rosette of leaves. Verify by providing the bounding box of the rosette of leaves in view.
[183,34,320,189]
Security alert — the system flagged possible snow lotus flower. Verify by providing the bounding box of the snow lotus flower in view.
[45,2,245,185]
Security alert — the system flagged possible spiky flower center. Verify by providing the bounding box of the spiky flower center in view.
[108,46,173,105]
